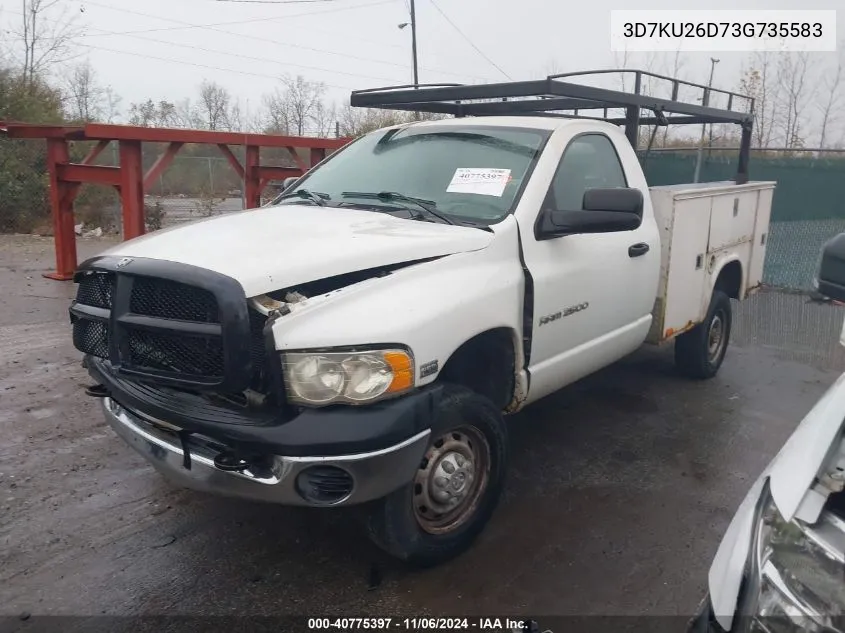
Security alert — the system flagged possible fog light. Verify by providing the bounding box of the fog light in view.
[295,466,354,505]
[213,452,251,472]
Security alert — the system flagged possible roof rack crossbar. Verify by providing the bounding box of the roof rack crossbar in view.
[348,69,755,184]
[349,72,753,126]
[461,97,625,116]
[547,69,749,105]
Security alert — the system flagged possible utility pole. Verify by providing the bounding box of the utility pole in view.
[693,57,719,183]
[410,0,419,88]
[399,0,420,119]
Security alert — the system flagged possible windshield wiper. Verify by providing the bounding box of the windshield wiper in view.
[276,188,330,207]
[341,191,456,225]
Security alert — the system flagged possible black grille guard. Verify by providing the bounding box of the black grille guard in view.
[70,255,253,393]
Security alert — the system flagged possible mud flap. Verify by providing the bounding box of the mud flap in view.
[178,431,192,470]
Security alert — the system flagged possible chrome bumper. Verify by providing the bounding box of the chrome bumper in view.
[102,397,430,506]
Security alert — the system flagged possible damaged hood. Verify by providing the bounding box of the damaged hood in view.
[99,204,495,296]
[767,370,845,521]
[708,370,845,631]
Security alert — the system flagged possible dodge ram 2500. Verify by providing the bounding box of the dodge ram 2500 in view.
[70,72,774,566]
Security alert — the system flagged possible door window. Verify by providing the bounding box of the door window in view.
[546,134,628,212]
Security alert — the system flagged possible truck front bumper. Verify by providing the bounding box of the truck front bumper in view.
[101,397,431,506]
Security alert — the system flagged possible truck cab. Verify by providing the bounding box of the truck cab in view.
[70,71,773,566]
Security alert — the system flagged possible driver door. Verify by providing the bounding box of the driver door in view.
[519,132,659,402]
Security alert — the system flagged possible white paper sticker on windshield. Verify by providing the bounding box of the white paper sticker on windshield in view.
[447,168,511,197]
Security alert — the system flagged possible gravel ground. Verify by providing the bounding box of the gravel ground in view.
[1,233,843,627]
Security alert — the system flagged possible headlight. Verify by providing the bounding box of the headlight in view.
[736,485,845,632]
[282,348,414,406]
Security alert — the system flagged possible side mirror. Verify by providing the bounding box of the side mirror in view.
[817,232,845,302]
[281,176,300,192]
[583,187,643,216]
[536,187,644,240]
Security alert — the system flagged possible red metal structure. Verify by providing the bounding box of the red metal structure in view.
[0,122,350,280]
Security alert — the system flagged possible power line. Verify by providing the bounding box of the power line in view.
[427,0,511,80]
[6,8,403,84]
[31,0,405,49]
[80,0,494,81]
[103,30,400,83]
[211,0,337,3]
[80,42,362,91]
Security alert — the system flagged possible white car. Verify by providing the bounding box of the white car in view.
[690,233,845,632]
[69,72,773,566]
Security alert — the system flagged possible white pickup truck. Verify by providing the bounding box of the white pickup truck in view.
[69,72,774,566]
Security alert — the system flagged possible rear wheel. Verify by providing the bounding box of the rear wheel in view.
[674,289,732,379]
[364,384,508,567]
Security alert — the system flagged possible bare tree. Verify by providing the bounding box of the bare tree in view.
[14,0,84,88]
[102,86,122,123]
[538,59,564,78]
[128,99,179,127]
[175,98,201,129]
[63,59,103,122]
[283,75,326,136]
[313,100,336,138]
[613,46,630,91]
[198,80,232,131]
[337,104,410,137]
[226,101,244,132]
[738,52,780,147]
[659,49,687,146]
[818,49,844,149]
[259,75,327,136]
[261,87,292,135]
[777,52,816,148]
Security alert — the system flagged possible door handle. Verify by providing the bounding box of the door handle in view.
[628,242,650,258]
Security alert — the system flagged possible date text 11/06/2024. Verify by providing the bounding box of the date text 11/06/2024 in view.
[307,618,542,632]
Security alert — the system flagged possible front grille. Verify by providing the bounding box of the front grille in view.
[71,258,253,393]
[130,277,219,323]
[249,309,268,389]
[77,273,115,309]
[128,329,225,377]
[73,319,109,359]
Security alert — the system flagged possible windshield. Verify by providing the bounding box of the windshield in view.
[274,124,550,224]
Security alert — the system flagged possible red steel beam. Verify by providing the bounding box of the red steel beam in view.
[1,122,85,139]
[57,163,122,186]
[43,138,77,281]
[244,145,261,209]
[217,144,245,179]
[285,146,308,171]
[143,142,183,190]
[258,166,302,181]
[62,140,116,208]
[83,139,111,164]
[119,141,145,240]
[84,122,351,150]
[310,147,327,168]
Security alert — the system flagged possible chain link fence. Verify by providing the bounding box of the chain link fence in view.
[0,137,50,234]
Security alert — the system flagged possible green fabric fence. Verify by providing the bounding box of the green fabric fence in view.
[640,151,845,291]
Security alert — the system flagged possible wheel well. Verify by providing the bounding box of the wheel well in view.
[438,328,516,410]
[715,260,742,299]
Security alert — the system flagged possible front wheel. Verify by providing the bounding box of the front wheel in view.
[364,384,508,567]
[674,289,732,379]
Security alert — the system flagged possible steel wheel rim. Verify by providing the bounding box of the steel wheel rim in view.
[708,311,726,362]
[413,425,490,535]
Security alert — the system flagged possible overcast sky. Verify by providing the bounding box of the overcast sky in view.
[0,0,842,131]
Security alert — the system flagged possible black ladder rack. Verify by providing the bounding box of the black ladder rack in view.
[350,69,756,184]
